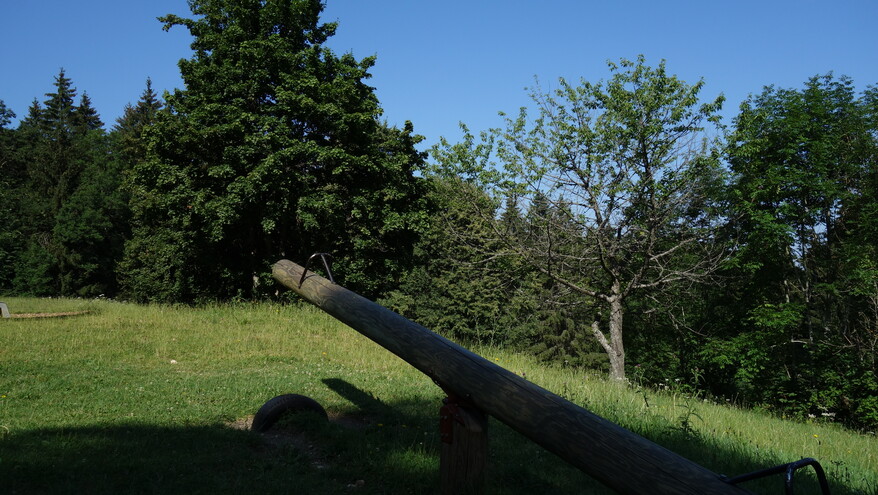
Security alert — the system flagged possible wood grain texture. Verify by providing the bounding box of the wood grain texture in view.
[440,402,487,495]
[273,259,752,495]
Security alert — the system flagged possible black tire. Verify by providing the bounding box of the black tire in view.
[251,394,328,433]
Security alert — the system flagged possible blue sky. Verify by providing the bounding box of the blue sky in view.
[2,0,876,148]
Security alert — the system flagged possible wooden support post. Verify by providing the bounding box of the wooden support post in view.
[440,396,488,495]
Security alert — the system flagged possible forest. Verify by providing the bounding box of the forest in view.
[1,0,876,431]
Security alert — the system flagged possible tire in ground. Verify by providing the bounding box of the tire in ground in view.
[251,394,328,432]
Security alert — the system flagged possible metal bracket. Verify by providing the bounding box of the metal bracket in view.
[440,396,474,444]
[299,253,335,288]
[723,457,831,494]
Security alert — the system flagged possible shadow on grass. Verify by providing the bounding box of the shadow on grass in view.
[321,377,611,494]
[1,377,441,495]
[2,423,357,495]
[324,378,399,412]
[323,377,860,495]
[1,380,862,495]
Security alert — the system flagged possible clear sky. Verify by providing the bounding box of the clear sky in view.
[2,0,876,148]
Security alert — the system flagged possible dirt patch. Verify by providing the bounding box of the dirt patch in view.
[228,416,254,431]
[229,415,331,470]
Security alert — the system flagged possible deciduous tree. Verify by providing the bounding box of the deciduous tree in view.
[122,0,428,302]
[434,57,727,381]
[721,74,878,426]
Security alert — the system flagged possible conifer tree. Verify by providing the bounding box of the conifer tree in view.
[0,100,16,179]
[0,100,22,288]
[10,70,120,296]
[114,78,163,166]
[76,92,104,131]
[13,71,82,294]
[33,69,80,214]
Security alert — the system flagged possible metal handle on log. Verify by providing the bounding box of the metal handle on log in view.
[273,259,752,495]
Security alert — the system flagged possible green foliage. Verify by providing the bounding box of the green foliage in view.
[122,0,428,302]
[0,100,13,128]
[701,73,878,429]
[381,175,518,343]
[11,241,57,296]
[2,71,125,297]
[53,156,128,296]
[118,227,199,303]
[382,172,605,369]
[431,56,727,381]
[113,78,163,166]
[0,100,23,288]
[527,308,609,371]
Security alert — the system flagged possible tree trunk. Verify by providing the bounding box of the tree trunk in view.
[589,283,627,382]
[608,290,626,381]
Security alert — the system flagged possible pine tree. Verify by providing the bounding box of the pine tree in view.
[0,100,16,179]
[12,71,81,294]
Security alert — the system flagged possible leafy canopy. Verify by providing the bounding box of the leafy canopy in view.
[122,0,428,302]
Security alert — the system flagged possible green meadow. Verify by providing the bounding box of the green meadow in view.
[1,298,875,494]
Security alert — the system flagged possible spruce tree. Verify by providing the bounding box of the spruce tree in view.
[10,70,120,296]
[0,100,16,181]
[34,69,80,214]
[12,71,82,294]
[76,92,104,131]
[114,78,163,166]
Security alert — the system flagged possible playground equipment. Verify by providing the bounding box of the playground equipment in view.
[270,256,830,494]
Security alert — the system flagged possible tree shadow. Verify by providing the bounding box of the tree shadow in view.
[2,423,339,494]
[320,377,859,494]
[319,377,609,494]
[1,379,864,494]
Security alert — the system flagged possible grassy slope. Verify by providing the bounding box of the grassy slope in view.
[0,298,875,494]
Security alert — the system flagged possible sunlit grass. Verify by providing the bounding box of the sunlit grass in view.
[1,298,875,494]
[475,346,878,493]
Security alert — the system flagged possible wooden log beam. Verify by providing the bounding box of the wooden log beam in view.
[273,259,752,495]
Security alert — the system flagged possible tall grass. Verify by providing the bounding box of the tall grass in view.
[1,298,875,494]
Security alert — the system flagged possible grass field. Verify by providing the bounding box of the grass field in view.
[1,297,876,494]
